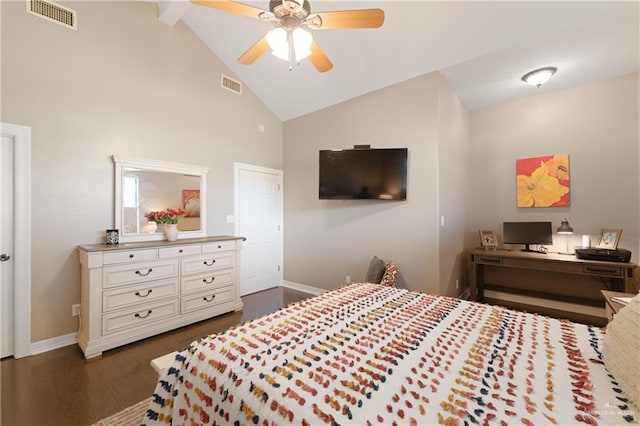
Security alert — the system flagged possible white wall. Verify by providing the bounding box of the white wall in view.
[1,1,282,342]
[467,73,639,260]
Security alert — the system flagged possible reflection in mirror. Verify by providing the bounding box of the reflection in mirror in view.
[122,170,201,234]
[113,156,208,243]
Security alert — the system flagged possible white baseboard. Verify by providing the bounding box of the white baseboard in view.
[281,280,326,296]
[31,332,77,356]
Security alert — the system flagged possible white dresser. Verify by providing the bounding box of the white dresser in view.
[77,236,244,359]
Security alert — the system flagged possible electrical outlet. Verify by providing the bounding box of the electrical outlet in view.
[345,275,351,284]
[455,279,459,290]
[72,304,80,317]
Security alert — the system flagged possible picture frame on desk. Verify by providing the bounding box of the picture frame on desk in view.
[596,228,622,249]
[479,230,498,248]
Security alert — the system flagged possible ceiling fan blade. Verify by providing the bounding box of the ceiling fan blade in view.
[238,35,270,65]
[190,0,266,20]
[307,9,384,30]
[308,41,333,73]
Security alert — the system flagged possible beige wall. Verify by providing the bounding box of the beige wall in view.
[2,1,638,346]
[437,75,469,296]
[1,1,282,342]
[283,72,469,295]
[467,73,639,261]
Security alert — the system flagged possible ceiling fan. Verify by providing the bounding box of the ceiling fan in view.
[190,0,385,72]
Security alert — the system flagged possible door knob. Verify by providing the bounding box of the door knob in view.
[0,254,10,262]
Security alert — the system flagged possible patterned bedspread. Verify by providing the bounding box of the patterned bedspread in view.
[145,283,636,425]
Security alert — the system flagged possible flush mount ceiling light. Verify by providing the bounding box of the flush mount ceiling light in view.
[521,67,557,88]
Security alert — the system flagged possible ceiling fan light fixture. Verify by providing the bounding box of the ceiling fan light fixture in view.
[267,28,288,60]
[292,28,312,60]
[521,67,557,88]
[267,27,312,63]
[191,0,384,73]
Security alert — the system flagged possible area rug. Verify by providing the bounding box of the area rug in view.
[92,398,149,426]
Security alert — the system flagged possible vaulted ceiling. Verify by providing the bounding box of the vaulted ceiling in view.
[157,1,639,121]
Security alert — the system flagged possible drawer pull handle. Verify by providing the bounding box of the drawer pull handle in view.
[178,249,183,253]
[203,260,217,266]
[135,289,153,297]
[202,277,216,284]
[585,267,617,274]
[218,245,222,249]
[135,268,153,276]
[129,253,135,258]
[203,295,216,302]
[134,310,152,319]
[479,257,502,263]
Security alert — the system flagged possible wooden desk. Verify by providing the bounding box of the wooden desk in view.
[470,248,637,326]
[601,290,636,322]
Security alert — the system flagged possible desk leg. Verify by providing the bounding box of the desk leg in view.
[624,267,638,294]
[470,255,480,302]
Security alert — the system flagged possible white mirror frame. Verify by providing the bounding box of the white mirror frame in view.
[113,155,209,243]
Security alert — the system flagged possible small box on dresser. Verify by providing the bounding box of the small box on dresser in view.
[77,236,244,359]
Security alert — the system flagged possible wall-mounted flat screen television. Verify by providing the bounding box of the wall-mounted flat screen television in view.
[319,148,408,200]
[503,221,553,253]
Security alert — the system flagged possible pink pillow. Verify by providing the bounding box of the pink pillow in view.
[380,261,399,287]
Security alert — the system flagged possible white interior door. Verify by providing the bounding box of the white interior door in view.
[234,163,283,296]
[1,135,15,358]
[0,122,31,359]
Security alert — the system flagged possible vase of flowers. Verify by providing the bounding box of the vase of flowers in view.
[143,211,165,233]
[164,223,179,242]
[144,207,186,241]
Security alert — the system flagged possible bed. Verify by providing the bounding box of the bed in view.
[144,283,638,425]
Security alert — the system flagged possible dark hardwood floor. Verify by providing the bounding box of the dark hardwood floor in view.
[1,286,313,426]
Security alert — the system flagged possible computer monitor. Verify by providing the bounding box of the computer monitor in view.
[503,221,553,253]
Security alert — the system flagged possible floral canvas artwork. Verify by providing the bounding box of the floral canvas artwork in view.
[516,154,569,207]
[182,189,201,218]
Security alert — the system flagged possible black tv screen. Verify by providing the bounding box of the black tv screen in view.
[319,148,408,200]
[503,221,553,253]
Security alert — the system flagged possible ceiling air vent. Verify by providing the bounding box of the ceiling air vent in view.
[26,0,77,30]
[221,75,242,95]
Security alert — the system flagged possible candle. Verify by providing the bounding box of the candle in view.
[582,235,590,248]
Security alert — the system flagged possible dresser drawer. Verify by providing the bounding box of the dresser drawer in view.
[583,264,622,277]
[103,260,179,289]
[181,252,235,275]
[103,249,157,265]
[181,287,234,314]
[202,240,237,253]
[475,255,503,266]
[158,245,201,259]
[181,270,234,295]
[102,278,180,312]
[102,299,179,335]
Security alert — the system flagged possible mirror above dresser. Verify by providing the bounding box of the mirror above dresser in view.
[113,155,209,243]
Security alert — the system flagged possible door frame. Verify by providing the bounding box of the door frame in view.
[233,162,284,293]
[1,122,32,358]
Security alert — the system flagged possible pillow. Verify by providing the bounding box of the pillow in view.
[602,292,640,411]
[394,273,408,289]
[380,261,400,287]
[365,256,386,283]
